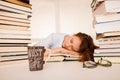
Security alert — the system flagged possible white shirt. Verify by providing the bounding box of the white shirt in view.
[34,33,68,49]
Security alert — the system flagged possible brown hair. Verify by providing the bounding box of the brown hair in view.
[75,32,99,62]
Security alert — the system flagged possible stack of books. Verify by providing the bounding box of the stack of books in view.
[91,0,120,63]
[0,0,32,62]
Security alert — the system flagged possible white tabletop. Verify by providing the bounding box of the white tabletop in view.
[0,60,120,80]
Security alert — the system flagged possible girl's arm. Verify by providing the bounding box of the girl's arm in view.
[44,47,79,57]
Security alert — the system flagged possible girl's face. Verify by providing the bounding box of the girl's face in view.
[62,35,82,52]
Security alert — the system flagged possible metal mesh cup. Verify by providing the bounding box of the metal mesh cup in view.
[28,46,45,71]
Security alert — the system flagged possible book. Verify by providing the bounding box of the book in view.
[94,48,120,53]
[0,4,31,15]
[0,51,27,57]
[104,0,120,12]
[0,0,31,12]
[0,19,30,27]
[45,53,80,62]
[0,34,30,39]
[96,31,120,39]
[0,54,28,62]
[91,0,104,11]
[97,37,120,44]
[0,15,30,23]
[0,47,28,52]
[94,52,120,57]
[99,43,120,48]
[0,43,28,47]
[0,29,31,35]
[0,39,31,43]
[93,1,119,15]
[3,0,31,8]
[102,31,120,37]
[0,24,28,30]
[94,13,120,23]
[94,20,120,34]
[0,10,29,19]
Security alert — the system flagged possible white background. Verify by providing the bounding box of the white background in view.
[30,0,96,39]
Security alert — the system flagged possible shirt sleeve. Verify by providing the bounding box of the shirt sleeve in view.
[34,33,54,48]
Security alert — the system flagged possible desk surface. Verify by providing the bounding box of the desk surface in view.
[0,61,120,80]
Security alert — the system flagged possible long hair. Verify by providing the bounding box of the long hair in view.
[75,32,99,62]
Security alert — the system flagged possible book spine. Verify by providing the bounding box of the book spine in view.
[0,39,31,43]
[0,10,29,19]
[0,5,32,15]
[0,0,31,12]
[0,19,30,27]
[0,47,28,52]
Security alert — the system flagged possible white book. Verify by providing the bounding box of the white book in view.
[0,10,28,19]
[0,55,28,62]
[0,19,29,27]
[0,15,30,23]
[103,31,120,37]
[0,39,31,43]
[0,52,27,57]
[0,33,30,39]
[0,29,30,35]
[93,0,120,15]
[95,20,120,34]
[97,37,120,44]
[95,13,120,23]
[95,48,120,53]
[94,52,120,57]
[0,5,31,15]
[99,43,120,48]
[0,47,28,53]
[105,0,120,12]
[0,24,28,30]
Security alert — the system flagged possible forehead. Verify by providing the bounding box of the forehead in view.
[72,36,81,52]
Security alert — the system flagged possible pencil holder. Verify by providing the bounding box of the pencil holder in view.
[28,46,45,71]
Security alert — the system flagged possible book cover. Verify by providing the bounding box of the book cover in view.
[97,36,120,44]
[93,1,117,15]
[45,53,80,62]
[0,28,31,35]
[0,34,30,39]
[0,51,27,57]
[4,0,31,8]
[0,55,28,62]
[94,13,120,23]
[0,24,28,30]
[95,20,120,34]
[95,48,120,53]
[96,31,120,39]
[0,19,30,27]
[0,4,32,15]
[0,47,28,52]
[103,31,120,37]
[0,39,31,43]
[0,0,31,12]
[0,43,28,47]
[0,15,30,23]
[0,10,29,19]
[99,43,120,48]
[94,52,120,57]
